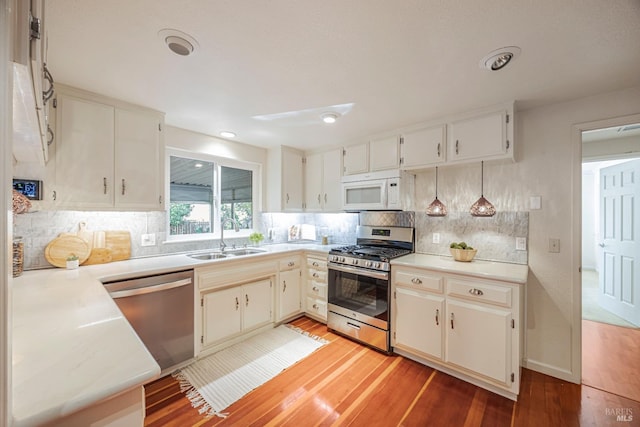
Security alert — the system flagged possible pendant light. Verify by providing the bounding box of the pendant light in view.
[426,166,447,216]
[470,161,496,217]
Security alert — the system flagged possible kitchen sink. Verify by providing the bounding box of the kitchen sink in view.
[187,248,266,260]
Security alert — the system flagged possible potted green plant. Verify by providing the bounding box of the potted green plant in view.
[66,253,80,270]
[248,231,264,246]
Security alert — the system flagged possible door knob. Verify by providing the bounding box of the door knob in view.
[599,243,605,247]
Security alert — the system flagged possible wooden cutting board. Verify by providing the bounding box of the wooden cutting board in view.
[45,235,91,268]
[104,231,131,261]
[83,248,113,265]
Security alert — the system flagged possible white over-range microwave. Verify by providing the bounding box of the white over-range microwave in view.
[341,169,415,211]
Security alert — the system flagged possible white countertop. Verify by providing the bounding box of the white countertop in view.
[391,253,528,284]
[11,243,334,427]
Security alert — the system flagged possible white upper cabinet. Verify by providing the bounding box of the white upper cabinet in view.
[447,107,513,163]
[50,85,165,210]
[267,146,304,212]
[400,125,446,169]
[343,143,369,175]
[304,148,342,212]
[370,135,400,171]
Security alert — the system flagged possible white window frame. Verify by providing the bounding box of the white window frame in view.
[165,147,261,243]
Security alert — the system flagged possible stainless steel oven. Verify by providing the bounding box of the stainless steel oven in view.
[327,225,413,353]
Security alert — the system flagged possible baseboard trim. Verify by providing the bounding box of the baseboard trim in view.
[523,358,577,384]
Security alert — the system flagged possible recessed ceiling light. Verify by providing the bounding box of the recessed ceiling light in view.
[480,46,521,71]
[321,112,339,124]
[220,131,236,138]
[158,29,199,57]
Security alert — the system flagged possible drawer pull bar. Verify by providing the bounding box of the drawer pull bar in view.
[312,286,319,292]
[312,261,319,267]
[347,322,361,330]
[435,308,439,326]
[411,277,422,284]
[313,272,320,278]
[288,261,295,267]
[469,288,484,296]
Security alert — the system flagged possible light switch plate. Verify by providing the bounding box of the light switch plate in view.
[516,237,527,251]
[530,196,541,210]
[433,233,440,244]
[549,238,560,253]
[141,233,156,247]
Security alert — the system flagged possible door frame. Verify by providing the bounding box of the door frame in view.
[572,112,640,383]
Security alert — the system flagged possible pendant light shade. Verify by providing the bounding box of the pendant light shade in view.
[426,167,447,217]
[470,161,496,217]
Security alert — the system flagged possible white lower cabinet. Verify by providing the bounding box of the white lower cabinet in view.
[393,287,444,360]
[392,265,523,400]
[278,268,302,321]
[202,279,272,348]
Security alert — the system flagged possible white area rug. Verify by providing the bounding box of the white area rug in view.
[173,325,328,418]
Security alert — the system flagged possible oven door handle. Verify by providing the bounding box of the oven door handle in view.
[328,263,389,280]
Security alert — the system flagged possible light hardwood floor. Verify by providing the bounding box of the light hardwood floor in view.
[145,317,640,426]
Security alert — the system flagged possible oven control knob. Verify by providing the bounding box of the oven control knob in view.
[340,257,346,263]
[352,259,358,265]
[365,261,373,268]
[375,262,381,269]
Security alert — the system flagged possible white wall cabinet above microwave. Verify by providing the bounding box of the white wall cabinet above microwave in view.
[46,85,165,210]
[343,135,401,176]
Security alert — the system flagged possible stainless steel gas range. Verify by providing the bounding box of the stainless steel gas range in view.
[327,225,414,353]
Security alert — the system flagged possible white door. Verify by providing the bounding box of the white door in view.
[393,287,444,360]
[202,287,242,347]
[304,152,323,212]
[243,279,272,330]
[322,148,343,211]
[599,160,640,326]
[278,269,301,321]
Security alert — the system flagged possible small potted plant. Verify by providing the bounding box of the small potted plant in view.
[248,231,264,247]
[66,253,80,270]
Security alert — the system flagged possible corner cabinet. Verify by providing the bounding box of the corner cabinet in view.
[48,85,165,210]
[392,264,524,400]
[277,256,303,322]
[266,146,304,212]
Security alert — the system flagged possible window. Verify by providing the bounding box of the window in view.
[168,151,258,240]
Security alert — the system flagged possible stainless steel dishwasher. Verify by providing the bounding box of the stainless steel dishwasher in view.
[103,269,194,373]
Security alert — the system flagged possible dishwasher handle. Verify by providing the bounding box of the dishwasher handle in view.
[109,278,192,299]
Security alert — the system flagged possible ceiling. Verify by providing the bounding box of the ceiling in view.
[45,0,640,151]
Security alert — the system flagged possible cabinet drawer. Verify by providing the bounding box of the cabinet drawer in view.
[306,297,327,318]
[447,279,512,308]
[394,269,444,293]
[279,257,301,270]
[307,280,327,299]
[306,257,327,270]
[307,269,327,282]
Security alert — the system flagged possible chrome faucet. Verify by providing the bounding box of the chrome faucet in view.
[220,217,241,251]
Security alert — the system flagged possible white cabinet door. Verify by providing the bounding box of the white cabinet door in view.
[393,287,445,360]
[55,94,114,208]
[448,110,509,163]
[322,148,343,211]
[343,143,369,175]
[283,149,304,211]
[278,268,302,321]
[446,298,512,386]
[370,135,400,171]
[202,286,242,347]
[304,152,323,212]
[401,125,446,169]
[114,109,163,210]
[243,279,273,330]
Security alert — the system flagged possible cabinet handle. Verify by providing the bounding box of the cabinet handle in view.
[52,190,57,201]
[42,64,55,103]
[286,193,290,203]
[324,193,327,203]
[283,281,287,292]
[313,303,319,310]
[312,261,319,267]
[411,277,422,284]
[103,177,107,194]
[312,286,319,292]
[318,194,321,203]
[437,143,440,157]
[468,288,484,296]
[450,313,455,329]
[312,272,319,278]
[435,309,439,326]
[121,179,126,195]
[506,140,510,150]
[47,125,54,146]
[455,140,459,155]
[235,297,239,310]
[245,294,249,307]
[288,261,295,267]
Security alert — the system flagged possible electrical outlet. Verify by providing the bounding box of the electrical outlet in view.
[530,196,541,210]
[549,238,560,253]
[141,233,156,247]
[516,237,527,251]
[433,233,440,244]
